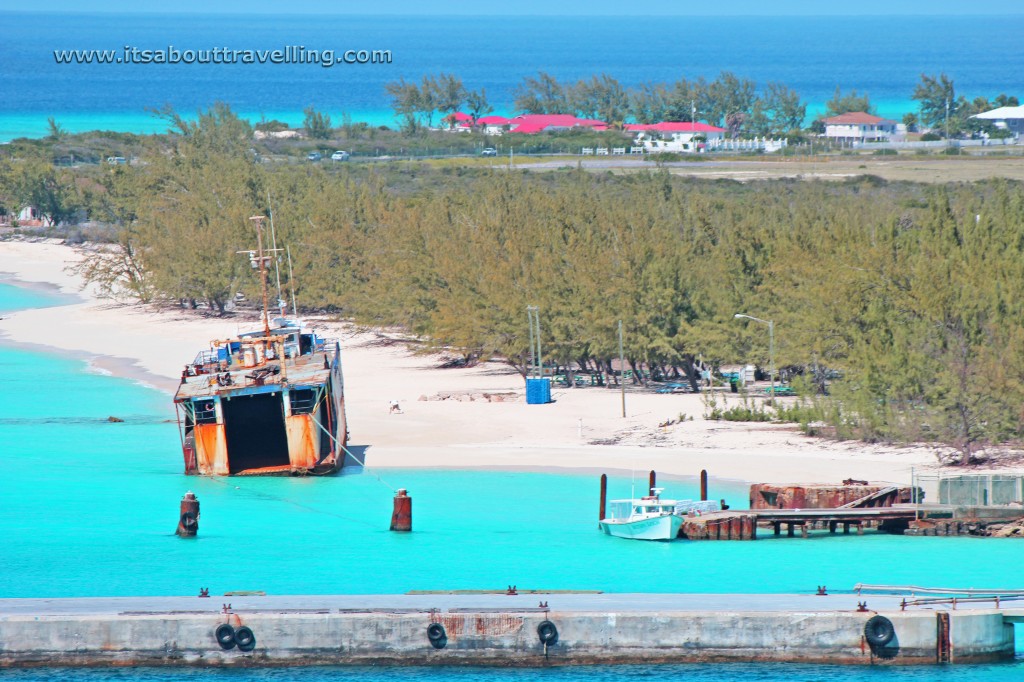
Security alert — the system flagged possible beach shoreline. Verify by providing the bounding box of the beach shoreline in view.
[0,238,1008,487]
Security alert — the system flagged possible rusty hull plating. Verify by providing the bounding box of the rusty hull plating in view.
[173,322,348,476]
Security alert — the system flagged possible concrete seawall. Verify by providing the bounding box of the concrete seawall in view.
[0,594,1016,667]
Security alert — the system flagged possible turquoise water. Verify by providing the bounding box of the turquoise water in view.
[1,663,1023,681]
[1,281,1024,599]
[2,13,1023,140]
[0,280,70,314]
[2,281,1023,676]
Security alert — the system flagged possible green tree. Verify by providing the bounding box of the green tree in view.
[824,86,874,116]
[303,106,333,139]
[912,73,957,131]
[432,73,466,125]
[9,158,80,226]
[46,117,67,142]
[760,82,806,133]
[667,77,707,122]
[702,72,757,131]
[464,88,493,124]
[384,78,423,132]
[569,74,627,123]
[629,82,672,124]
[514,71,569,114]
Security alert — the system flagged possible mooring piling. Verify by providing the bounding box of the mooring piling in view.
[390,489,412,531]
[175,492,199,538]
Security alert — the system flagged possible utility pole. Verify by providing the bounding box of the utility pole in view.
[527,306,542,378]
[945,96,950,146]
[618,320,626,418]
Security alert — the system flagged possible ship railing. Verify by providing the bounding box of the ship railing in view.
[192,350,218,366]
[315,337,339,353]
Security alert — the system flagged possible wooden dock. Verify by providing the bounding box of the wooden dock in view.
[681,506,922,541]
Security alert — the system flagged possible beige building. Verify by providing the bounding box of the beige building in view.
[822,111,897,143]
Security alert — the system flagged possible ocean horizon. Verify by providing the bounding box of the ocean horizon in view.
[2,12,1022,141]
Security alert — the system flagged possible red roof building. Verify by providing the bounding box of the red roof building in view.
[821,111,897,142]
[624,122,725,134]
[454,112,608,134]
[507,114,607,133]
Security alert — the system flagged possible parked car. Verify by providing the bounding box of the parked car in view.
[330,150,350,161]
[480,147,497,157]
[306,151,322,162]
[105,156,127,165]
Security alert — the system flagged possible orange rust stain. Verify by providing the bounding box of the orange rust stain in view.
[285,415,319,469]
[194,423,229,475]
[439,615,465,636]
[473,615,524,636]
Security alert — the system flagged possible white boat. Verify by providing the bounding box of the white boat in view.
[599,490,684,541]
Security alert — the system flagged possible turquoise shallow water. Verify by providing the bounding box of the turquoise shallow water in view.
[1,281,1022,676]
[1,282,1023,599]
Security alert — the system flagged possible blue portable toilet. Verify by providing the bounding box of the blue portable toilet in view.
[526,377,552,404]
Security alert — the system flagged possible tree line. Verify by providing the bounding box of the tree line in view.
[383,70,1019,140]
[4,106,1024,462]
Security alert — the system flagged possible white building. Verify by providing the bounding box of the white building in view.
[624,122,726,153]
[972,105,1024,136]
[821,112,897,143]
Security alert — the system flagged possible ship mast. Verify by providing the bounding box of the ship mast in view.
[246,215,273,339]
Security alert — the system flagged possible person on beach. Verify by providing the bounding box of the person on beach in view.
[389,400,402,414]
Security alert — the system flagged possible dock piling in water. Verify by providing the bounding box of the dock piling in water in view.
[175,492,199,537]
[390,489,412,531]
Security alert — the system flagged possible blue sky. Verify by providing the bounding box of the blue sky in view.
[5,0,1024,14]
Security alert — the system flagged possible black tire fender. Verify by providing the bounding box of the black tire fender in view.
[537,620,558,645]
[864,615,895,647]
[180,511,198,530]
[427,622,447,649]
[215,623,235,650]
[234,625,256,652]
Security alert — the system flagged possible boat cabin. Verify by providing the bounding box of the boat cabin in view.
[606,499,677,520]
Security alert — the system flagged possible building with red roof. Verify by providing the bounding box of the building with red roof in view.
[452,112,608,135]
[821,112,897,143]
[507,114,608,134]
[624,122,725,134]
[626,121,726,153]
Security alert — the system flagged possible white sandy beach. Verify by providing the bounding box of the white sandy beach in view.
[0,239,998,488]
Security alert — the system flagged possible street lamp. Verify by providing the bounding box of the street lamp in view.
[734,313,775,401]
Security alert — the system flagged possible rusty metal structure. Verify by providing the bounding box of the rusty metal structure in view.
[175,491,200,537]
[749,483,914,510]
[172,217,348,476]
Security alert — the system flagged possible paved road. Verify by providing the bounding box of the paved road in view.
[0,593,1002,617]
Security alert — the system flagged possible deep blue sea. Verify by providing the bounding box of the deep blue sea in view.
[1,280,1024,678]
[1,12,1023,140]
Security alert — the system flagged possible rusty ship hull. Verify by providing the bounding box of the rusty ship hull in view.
[173,321,348,476]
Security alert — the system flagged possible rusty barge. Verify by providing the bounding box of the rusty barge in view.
[172,216,348,476]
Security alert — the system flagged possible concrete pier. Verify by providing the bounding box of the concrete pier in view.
[0,593,1016,667]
